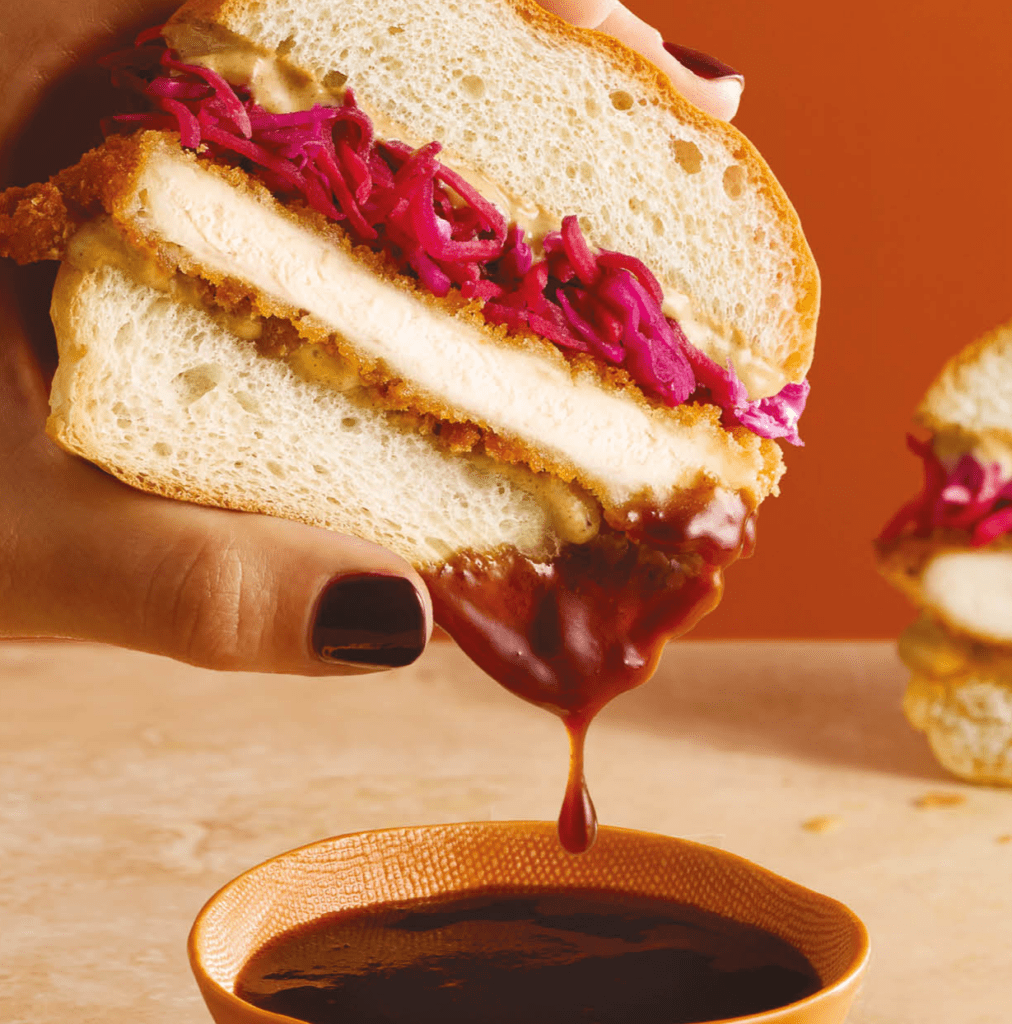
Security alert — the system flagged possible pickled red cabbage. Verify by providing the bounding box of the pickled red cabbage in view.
[878,436,1012,546]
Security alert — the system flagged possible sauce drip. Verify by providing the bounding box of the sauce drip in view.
[558,718,596,854]
[423,488,755,853]
[233,891,822,1024]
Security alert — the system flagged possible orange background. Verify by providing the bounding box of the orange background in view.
[4,1,1010,641]
[624,0,1012,638]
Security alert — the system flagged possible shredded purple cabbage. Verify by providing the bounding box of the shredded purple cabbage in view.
[102,31,808,444]
[879,437,1012,546]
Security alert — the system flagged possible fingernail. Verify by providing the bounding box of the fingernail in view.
[663,42,743,81]
[312,574,427,669]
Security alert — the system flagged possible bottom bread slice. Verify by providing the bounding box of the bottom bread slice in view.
[47,259,561,568]
[899,616,1012,785]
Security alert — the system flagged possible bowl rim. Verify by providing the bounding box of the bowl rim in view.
[189,820,871,1024]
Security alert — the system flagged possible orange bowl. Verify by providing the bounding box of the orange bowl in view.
[189,821,869,1024]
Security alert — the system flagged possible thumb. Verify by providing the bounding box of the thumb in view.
[10,449,433,675]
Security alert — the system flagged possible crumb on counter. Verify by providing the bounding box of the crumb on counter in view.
[802,815,843,835]
[914,792,966,810]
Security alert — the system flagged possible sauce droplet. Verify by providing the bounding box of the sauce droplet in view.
[557,717,597,854]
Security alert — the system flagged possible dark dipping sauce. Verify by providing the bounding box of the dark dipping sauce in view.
[421,487,756,853]
[234,891,821,1024]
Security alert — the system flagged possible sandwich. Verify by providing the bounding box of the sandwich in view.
[0,0,818,728]
[877,319,1012,785]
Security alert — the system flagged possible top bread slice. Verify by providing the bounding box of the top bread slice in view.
[917,319,1012,448]
[163,0,819,400]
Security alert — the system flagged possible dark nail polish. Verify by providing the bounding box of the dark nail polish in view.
[663,42,742,81]
[312,574,427,668]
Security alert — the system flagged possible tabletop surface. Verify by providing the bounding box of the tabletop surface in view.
[2,638,1011,1023]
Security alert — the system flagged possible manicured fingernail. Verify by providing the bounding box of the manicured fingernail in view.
[312,574,427,669]
[663,42,743,81]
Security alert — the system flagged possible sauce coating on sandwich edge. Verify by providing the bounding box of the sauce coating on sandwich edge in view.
[423,488,755,853]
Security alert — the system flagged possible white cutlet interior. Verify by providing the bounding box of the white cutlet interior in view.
[119,144,775,510]
[921,551,1012,644]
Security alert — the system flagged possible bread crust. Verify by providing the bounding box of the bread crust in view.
[166,0,819,385]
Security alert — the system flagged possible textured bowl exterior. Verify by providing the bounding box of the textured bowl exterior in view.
[190,821,869,1024]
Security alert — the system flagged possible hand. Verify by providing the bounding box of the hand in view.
[0,3,438,678]
[0,0,734,678]
[0,278,433,675]
[538,1,743,121]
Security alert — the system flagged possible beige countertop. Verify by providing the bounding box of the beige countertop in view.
[1,639,1010,1022]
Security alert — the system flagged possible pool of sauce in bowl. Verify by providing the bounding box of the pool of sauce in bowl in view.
[233,891,820,1024]
[422,487,755,853]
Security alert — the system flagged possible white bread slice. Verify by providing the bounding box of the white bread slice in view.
[918,319,1012,447]
[164,0,819,399]
[48,257,568,568]
[100,134,782,514]
[898,617,1012,785]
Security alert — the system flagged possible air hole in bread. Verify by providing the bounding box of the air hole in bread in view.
[174,363,223,405]
[672,140,702,174]
[232,391,262,415]
[266,460,285,479]
[387,25,404,35]
[585,97,601,118]
[341,416,360,430]
[461,75,486,100]
[426,537,454,560]
[276,34,296,57]
[723,164,745,200]
[324,69,348,90]
[313,465,329,476]
[117,418,131,429]
[609,90,634,111]
[652,216,665,237]
[153,442,172,457]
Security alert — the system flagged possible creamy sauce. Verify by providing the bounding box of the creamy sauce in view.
[286,342,361,393]
[65,219,264,341]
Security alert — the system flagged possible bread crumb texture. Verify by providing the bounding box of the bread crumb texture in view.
[905,671,1012,787]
